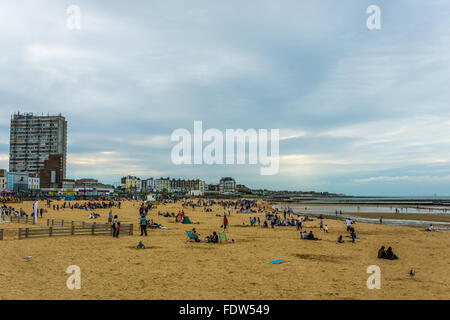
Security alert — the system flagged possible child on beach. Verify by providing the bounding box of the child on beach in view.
[350,231,356,243]
[137,241,146,249]
[115,222,120,238]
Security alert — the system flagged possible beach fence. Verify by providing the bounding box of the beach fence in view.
[46,219,109,227]
[18,223,134,240]
[0,229,3,240]
[7,215,37,225]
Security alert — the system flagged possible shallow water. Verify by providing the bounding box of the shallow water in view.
[273,204,450,230]
[277,204,450,215]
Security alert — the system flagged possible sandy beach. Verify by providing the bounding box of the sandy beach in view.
[0,200,449,300]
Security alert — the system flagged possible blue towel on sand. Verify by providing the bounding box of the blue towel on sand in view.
[269,259,284,264]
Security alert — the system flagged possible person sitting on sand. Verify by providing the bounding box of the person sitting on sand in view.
[192,228,201,242]
[426,224,434,231]
[207,232,219,242]
[337,235,344,243]
[385,247,398,260]
[137,241,146,249]
[306,231,319,240]
[378,246,387,259]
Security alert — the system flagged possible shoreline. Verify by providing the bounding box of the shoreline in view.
[273,203,450,230]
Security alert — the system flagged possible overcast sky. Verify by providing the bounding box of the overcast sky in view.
[1,0,450,196]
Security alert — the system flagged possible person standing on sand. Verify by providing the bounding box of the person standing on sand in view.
[112,215,118,237]
[223,215,229,232]
[115,222,120,238]
[346,218,352,232]
[379,216,383,224]
[108,210,113,223]
[350,230,357,243]
[140,215,148,236]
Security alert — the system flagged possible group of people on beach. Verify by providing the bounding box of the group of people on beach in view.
[378,246,399,260]
[190,228,221,243]
[0,204,45,219]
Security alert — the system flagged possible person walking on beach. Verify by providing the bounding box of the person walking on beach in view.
[379,216,383,224]
[223,215,229,232]
[140,215,148,236]
[346,218,352,232]
[108,210,113,223]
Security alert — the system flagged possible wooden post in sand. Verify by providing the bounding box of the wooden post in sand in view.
[25,228,29,238]
[49,227,53,237]
[91,224,95,235]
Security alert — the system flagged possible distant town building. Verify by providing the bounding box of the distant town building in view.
[0,169,7,191]
[40,178,114,196]
[6,172,40,193]
[219,177,236,194]
[169,178,206,194]
[236,184,251,193]
[121,176,141,193]
[61,179,76,189]
[139,177,207,195]
[155,177,170,192]
[9,112,67,179]
[39,154,64,188]
[142,178,156,192]
[207,184,219,192]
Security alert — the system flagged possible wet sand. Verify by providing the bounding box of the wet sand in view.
[0,200,449,300]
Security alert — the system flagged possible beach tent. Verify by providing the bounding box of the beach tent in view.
[182,216,193,224]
